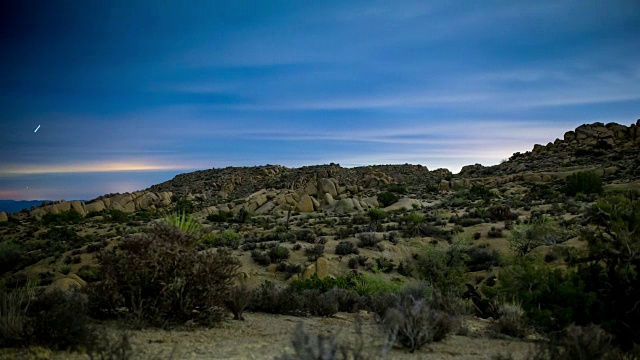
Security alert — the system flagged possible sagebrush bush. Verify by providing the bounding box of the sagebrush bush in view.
[496,302,527,338]
[225,283,254,320]
[528,324,617,360]
[28,289,98,350]
[357,232,380,248]
[94,224,240,326]
[304,244,324,261]
[278,321,372,360]
[415,236,469,294]
[383,295,458,353]
[335,241,359,255]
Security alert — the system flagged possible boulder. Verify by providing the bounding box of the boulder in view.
[322,193,335,206]
[84,200,105,213]
[605,166,618,177]
[302,258,330,280]
[331,198,356,214]
[297,194,315,213]
[70,201,86,216]
[0,212,7,222]
[317,178,338,197]
[46,274,87,294]
[384,198,421,212]
[439,180,450,191]
[255,201,277,215]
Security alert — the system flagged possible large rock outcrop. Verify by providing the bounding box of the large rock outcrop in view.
[29,191,173,219]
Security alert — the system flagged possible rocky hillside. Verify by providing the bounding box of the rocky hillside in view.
[6,120,639,222]
[459,120,640,179]
[147,163,438,201]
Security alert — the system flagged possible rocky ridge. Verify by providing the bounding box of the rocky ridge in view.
[4,120,639,221]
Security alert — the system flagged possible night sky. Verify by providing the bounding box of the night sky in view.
[1,1,639,201]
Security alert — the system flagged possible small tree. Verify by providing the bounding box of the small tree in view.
[367,208,387,231]
[563,171,603,196]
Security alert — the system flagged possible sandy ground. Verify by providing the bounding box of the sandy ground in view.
[0,312,535,360]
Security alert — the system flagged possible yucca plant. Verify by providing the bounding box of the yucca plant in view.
[161,212,203,237]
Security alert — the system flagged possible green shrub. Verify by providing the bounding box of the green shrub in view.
[94,224,240,326]
[335,241,359,255]
[383,294,459,352]
[377,192,399,207]
[367,208,387,229]
[28,289,97,350]
[204,229,241,249]
[105,209,129,223]
[41,209,84,225]
[0,281,35,346]
[415,236,469,294]
[563,171,603,196]
[173,198,194,214]
[207,212,232,223]
[387,184,408,194]
[508,215,571,256]
[0,242,22,275]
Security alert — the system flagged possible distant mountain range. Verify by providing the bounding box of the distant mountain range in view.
[0,200,52,213]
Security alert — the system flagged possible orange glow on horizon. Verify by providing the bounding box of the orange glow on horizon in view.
[1,162,199,175]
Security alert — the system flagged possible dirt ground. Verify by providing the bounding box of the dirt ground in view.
[1,312,535,360]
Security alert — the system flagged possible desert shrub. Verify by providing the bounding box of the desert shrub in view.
[304,244,324,261]
[468,186,493,201]
[242,241,257,251]
[374,257,395,273]
[173,198,194,214]
[509,215,571,256]
[357,232,380,248]
[105,209,129,223]
[387,184,408,194]
[277,321,373,360]
[488,226,503,238]
[302,289,340,317]
[528,324,618,360]
[77,265,102,283]
[457,218,483,227]
[251,250,272,266]
[225,283,254,320]
[377,192,399,207]
[94,224,240,326]
[397,261,414,277]
[295,229,318,243]
[249,281,305,315]
[402,213,425,237]
[525,183,558,202]
[352,273,402,296]
[383,295,458,352]
[0,242,22,275]
[488,205,519,221]
[0,281,36,347]
[495,302,527,338]
[563,171,603,196]
[290,274,350,293]
[415,236,469,294]
[579,193,640,349]
[207,212,232,223]
[27,289,98,350]
[465,248,501,272]
[41,209,84,225]
[367,208,387,230]
[335,241,359,255]
[87,331,138,360]
[414,225,448,241]
[276,262,303,278]
[492,256,601,331]
[205,229,241,249]
[267,245,290,263]
[348,257,359,269]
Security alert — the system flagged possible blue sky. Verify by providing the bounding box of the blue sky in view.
[1,1,639,200]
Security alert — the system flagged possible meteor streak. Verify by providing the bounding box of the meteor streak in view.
[34,125,41,133]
